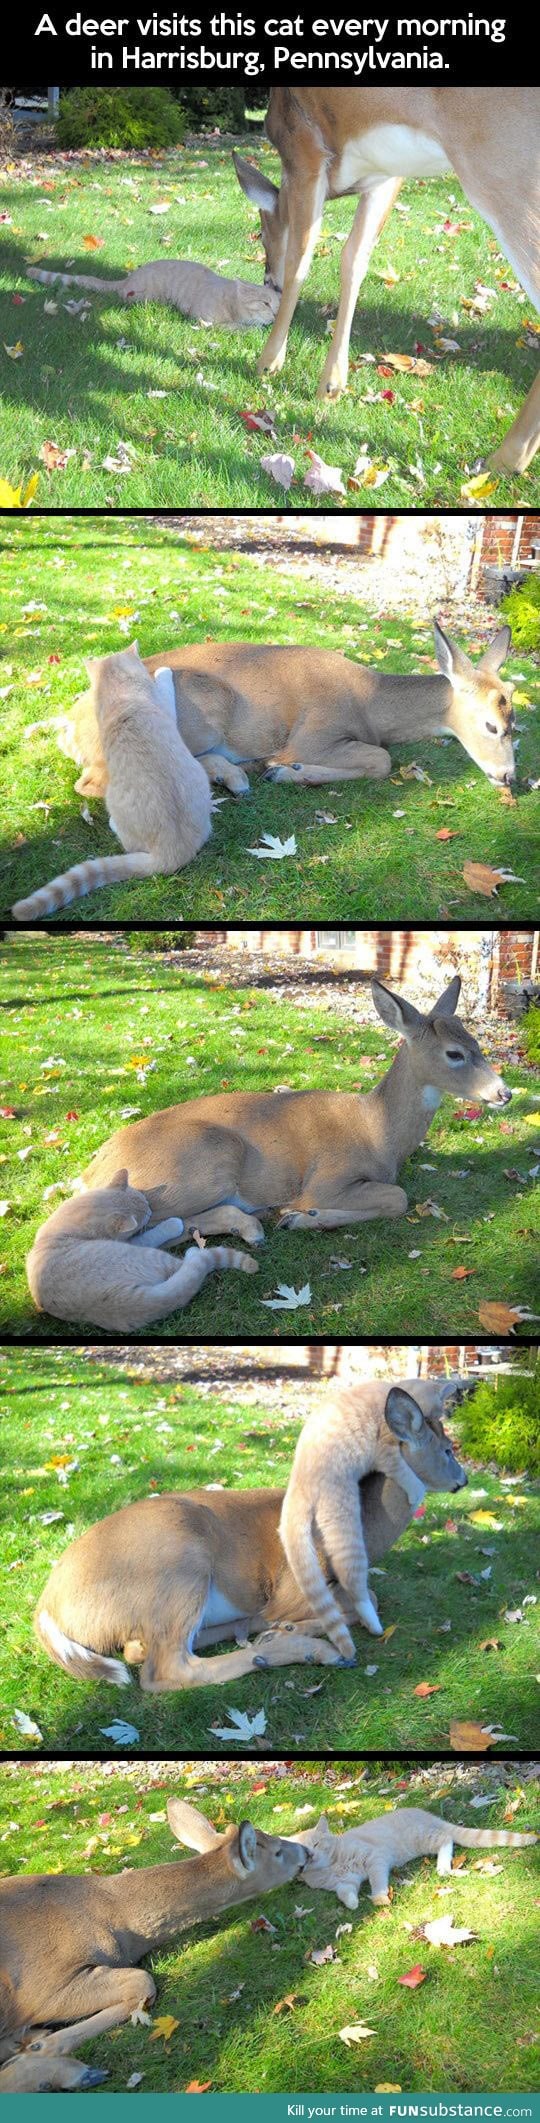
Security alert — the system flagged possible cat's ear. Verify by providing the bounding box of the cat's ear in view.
[109,1168,129,1190]
[114,1213,140,1238]
[384,1386,424,1440]
[313,1814,331,1840]
[126,640,140,658]
[85,655,101,678]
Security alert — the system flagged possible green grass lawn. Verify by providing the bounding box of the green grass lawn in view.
[0,517,538,925]
[0,934,538,1341]
[1,1348,538,1754]
[1,141,540,508]
[0,1756,538,2092]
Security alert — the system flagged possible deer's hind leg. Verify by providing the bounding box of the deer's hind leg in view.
[2,1969,158,2087]
[266,733,391,785]
[280,1178,408,1231]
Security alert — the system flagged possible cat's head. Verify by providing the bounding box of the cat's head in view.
[85,642,141,690]
[46,1171,152,1242]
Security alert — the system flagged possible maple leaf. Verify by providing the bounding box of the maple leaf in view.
[449,1719,499,1752]
[149,2015,180,2044]
[185,2082,212,2093]
[413,1682,441,1697]
[423,1916,476,1948]
[478,1301,540,1336]
[462,860,525,897]
[397,1965,427,1988]
[338,2023,376,2045]
[83,233,105,249]
[260,452,295,491]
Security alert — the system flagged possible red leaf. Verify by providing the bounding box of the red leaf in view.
[185,2082,212,2094]
[462,1105,483,1121]
[413,1502,426,1519]
[413,1682,441,1697]
[435,827,457,841]
[398,1965,427,1989]
[48,653,61,664]
[381,388,396,402]
[65,1110,79,1121]
[0,1107,16,1119]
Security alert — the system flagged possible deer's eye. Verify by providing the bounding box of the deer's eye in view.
[446,1048,465,1063]
[485,719,498,734]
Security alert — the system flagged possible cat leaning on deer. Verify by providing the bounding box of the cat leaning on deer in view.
[12,644,212,923]
[34,1379,470,1692]
[54,618,517,820]
[0,1799,308,2093]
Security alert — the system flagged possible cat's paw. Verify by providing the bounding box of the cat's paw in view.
[358,1600,384,1637]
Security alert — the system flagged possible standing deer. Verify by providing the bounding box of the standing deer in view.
[33,1379,471,1695]
[82,974,511,1246]
[58,618,516,796]
[234,86,540,471]
[0,1800,308,2092]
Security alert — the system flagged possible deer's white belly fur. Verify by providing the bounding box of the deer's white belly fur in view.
[335,126,451,191]
[201,1586,242,1628]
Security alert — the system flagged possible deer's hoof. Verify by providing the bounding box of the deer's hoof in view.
[81,2070,110,2089]
[336,1654,357,1668]
[253,1655,269,1670]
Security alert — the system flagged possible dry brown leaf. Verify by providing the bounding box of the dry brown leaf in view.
[479,1638,502,1653]
[381,351,433,375]
[462,860,523,897]
[413,1682,441,1697]
[449,1719,498,1753]
[478,1301,539,1336]
[435,827,458,841]
[451,1266,475,1281]
[83,233,104,249]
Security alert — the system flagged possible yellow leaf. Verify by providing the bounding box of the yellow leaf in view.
[376,2088,402,2094]
[45,1454,73,1469]
[468,1510,504,1529]
[149,2015,180,2044]
[3,341,24,359]
[449,1719,498,1753]
[382,1623,398,1641]
[460,473,498,502]
[111,606,136,619]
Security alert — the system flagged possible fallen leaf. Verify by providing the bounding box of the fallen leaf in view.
[479,1639,502,1653]
[185,2082,213,2094]
[248,832,297,860]
[273,1993,304,2014]
[38,439,75,472]
[304,449,346,497]
[468,1511,504,1529]
[375,2088,402,2094]
[413,1683,441,1697]
[210,1707,267,1743]
[83,233,105,249]
[397,1965,427,1988]
[338,2023,375,2045]
[460,472,499,501]
[261,1282,312,1311]
[149,2016,180,2044]
[260,451,295,491]
[435,827,458,841]
[3,340,24,359]
[240,408,277,436]
[381,351,433,375]
[462,861,524,898]
[451,1266,475,1280]
[12,1710,43,1741]
[99,1720,140,1746]
[478,1302,540,1335]
[449,1720,499,1753]
[423,1916,476,1948]
[307,1943,336,1966]
[251,1915,277,1934]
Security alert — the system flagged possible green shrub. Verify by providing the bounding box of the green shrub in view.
[179,89,246,132]
[522,1006,540,1065]
[500,573,540,651]
[56,88,186,151]
[456,1371,540,1475]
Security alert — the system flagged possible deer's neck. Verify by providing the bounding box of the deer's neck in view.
[365,674,455,743]
[108,1855,247,1950]
[364,1042,441,1171]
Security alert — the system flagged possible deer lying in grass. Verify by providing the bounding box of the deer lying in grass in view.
[56,620,516,798]
[83,975,511,1249]
[34,1380,469,1693]
[0,1800,308,2092]
[234,86,540,472]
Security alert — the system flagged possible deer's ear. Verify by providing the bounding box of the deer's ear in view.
[385,1386,424,1439]
[232,1820,257,1875]
[167,1798,220,1851]
[430,973,461,1018]
[433,619,475,687]
[371,981,423,1039]
[478,623,511,672]
[233,151,279,212]
[109,1168,129,1190]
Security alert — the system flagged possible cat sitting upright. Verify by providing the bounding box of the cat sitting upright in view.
[279,1380,468,1660]
[12,646,212,921]
[26,1171,257,1332]
[297,1807,537,1908]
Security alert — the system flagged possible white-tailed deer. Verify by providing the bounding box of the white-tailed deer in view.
[59,619,516,794]
[234,86,540,471]
[0,1799,308,2092]
[83,975,511,1247]
[34,1380,470,1694]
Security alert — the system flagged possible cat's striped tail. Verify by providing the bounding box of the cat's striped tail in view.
[452,1823,537,1848]
[279,1493,357,1662]
[28,265,126,295]
[12,853,155,921]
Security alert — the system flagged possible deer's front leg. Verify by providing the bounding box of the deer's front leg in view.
[487,369,540,472]
[279,1180,408,1230]
[258,166,327,377]
[318,178,402,400]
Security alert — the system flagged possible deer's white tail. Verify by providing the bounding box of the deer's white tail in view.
[12,853,155,920]
[453,1824,537,1848]
[28,265,126,296]
[35,1609,130,1687]
[279,1499,356,1660]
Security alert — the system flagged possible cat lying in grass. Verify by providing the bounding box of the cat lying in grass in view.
[296,1807,537,1907]
[27,259,280,327]
[26,1172,257,1331]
